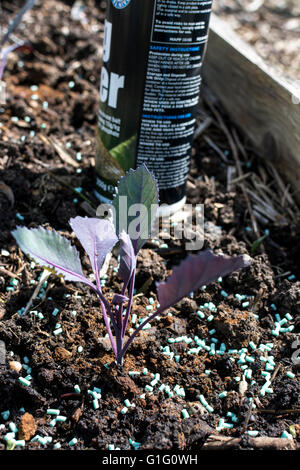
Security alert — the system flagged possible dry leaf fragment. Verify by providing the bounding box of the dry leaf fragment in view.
[40,135,79,168]
[19,413,37,441]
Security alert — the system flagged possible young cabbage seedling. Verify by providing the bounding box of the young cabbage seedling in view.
[12,165,250,365]
[0,0,35,82]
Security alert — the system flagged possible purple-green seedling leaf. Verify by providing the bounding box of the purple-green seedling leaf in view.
[69,217,119,356]
[12,226,92,287]
[0,0,36,48]
[157,250,251,311]
[69,217,118,284]
[118,231,136,286]
[112,164,159,254]
[121,250,251,358]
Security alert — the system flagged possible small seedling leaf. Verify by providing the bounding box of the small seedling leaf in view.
[250,234,267,255]
[112,164,159,254]
[157,250,250,311]
[12,226,88,284]
[69,217,118,277]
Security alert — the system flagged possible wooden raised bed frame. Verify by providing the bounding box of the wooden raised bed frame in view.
[203,14,300,200]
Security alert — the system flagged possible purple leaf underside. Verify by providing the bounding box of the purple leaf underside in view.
[157,250,250,311]
[69,217,118,277]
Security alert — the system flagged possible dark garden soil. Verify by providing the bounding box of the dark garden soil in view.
[0,0,300,451]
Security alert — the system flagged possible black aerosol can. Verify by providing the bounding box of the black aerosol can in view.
[95,0,213,214]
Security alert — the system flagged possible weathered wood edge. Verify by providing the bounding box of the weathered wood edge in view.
[203,14,300,199]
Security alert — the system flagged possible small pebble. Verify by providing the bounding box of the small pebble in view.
[9,361,22,373]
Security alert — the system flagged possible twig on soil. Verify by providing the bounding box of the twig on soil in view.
[203,135,229,163]
[250,287,265,315]
[22,269,50,316]
[39,134,79,168]
[132,293,144,301]
[30,156,51,168]
[274,270,292,279]
[35,328,51,340]
[257,409,300,415]
[232,128,248,161]
[47,170,96,208]
[0,266,22,280]
[246,188,283,223]
[245,163,299,226]
[226,165,236,192]
[268,163,299,210]
[16,262,27,276]
[270,363,282,383]
[32,281,54,312]
[202,435,297,450]
[26,156,96,209]
[230,172,252,185]
[241,398,254,434]
[5,326,18,341]
[194,116,213,139]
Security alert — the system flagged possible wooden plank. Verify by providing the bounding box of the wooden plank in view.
[203,14,300,198]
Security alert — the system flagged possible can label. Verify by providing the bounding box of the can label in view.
[95,0,213,205]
